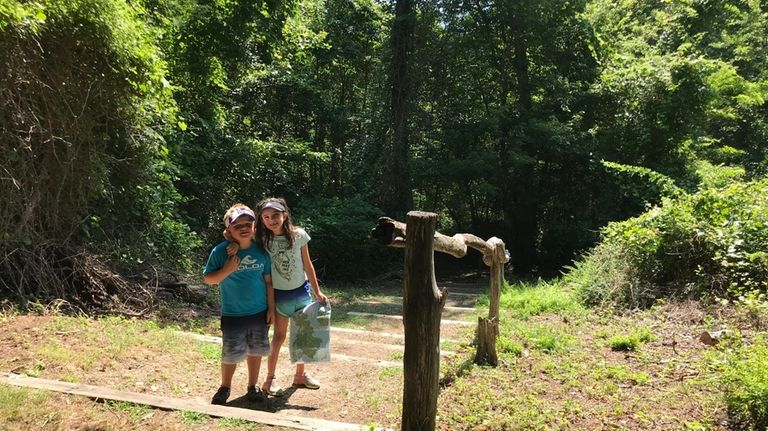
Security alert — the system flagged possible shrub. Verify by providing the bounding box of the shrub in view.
[565,178,768,308]
[721,335,768,430]
[608,328,654,351]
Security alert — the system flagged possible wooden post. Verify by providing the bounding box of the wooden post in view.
[402,211,444,431]
[487,237,505,322]
[474,237,505,366]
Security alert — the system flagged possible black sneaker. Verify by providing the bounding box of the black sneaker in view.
[211,386,230,405]
[247,385,266,403]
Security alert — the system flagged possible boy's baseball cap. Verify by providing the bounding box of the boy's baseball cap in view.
[225,207,256,227]
[262,202,286,212]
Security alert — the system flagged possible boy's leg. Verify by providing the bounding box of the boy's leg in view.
[246,355,262,387]
[244,313,270,402]
[221,362,237,388]
[212,362,236,404]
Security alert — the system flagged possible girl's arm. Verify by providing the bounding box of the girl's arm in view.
[203,256,240,285]
[301,244,327,303]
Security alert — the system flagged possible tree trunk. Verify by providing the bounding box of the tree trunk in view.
[402,211,445,431]
[379,0,414,217]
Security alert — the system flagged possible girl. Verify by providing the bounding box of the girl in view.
[255,197,328,396]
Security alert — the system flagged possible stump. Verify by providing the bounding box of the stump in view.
[475,317,499,367]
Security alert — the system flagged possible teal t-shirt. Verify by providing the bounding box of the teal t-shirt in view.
[203,241,271,317]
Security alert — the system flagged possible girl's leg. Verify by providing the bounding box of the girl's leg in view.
[293,361,320,389]
[263,314,289,394]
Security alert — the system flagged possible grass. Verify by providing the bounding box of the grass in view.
[0,386,50,426]
[432,280,768,430]
[476,279,582,319]
[720,334,768,430]
[608,327,655,351]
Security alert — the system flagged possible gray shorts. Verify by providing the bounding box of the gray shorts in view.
[220,311,271,364]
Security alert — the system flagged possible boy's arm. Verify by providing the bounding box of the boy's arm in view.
[301,245,327,303]
[264,274,275,324]
[203,255,240,285]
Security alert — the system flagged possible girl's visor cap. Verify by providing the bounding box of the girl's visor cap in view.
[262,202,286,212]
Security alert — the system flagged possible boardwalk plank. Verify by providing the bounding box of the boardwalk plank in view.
[0,373,361,431]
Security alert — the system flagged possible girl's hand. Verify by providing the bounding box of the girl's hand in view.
[315,290,328,304]
[266,308,275,325]
[223,255,240,274]
[226,242,239,257]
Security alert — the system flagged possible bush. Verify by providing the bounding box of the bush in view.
[565,178,768,308]
[608,328,654,351]
[721,335,768,430]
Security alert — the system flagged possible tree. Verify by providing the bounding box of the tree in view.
[378,0,415,218]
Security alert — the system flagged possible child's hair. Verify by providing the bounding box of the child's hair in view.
[255,197,297,251]
[223,203,255,227]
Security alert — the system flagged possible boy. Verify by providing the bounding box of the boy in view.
[203,204,275,405]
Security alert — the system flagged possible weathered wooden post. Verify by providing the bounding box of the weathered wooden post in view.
[474,237,506,366]
[401,211,445,431]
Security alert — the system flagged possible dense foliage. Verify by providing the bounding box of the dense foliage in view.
[1,0,197,309]
[1,0,766,302]
[567,176,768,308]
[721,334,768,431]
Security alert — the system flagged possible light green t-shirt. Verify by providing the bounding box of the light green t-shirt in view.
[266,227,311,290]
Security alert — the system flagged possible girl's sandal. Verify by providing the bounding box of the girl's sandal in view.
[262,376,284,397]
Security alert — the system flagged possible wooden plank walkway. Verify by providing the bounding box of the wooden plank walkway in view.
[0,372,362,430]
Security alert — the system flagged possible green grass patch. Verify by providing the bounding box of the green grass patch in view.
[513,323,575,354]
[0,385,51,425]
[199,342,221,362]
[608,327,655,351]
[721,335,768,430]
[477,280,581,320]
[497,335,524,357]
[593,364,650,385]
[107,400,153,420]
[179,410,208,424]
